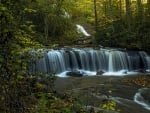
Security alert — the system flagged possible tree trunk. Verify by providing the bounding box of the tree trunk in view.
[44,17,48,41]
[125,0,132,30]
[104,1,107,16]
[119,0,122,18]
[147,0,150,15]
[137,0,143,20]
[108,0,114,32]
[94,0,98,32]
[108,0,112,18]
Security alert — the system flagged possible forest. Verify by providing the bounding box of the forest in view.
[0,0,150,113]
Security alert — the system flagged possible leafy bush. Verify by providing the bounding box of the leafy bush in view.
[100,100,121,112]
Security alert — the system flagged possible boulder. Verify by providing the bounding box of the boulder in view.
[96,70,105,75]
[134,69,146,73]
[103,110,119,113]
[140,88,150,103]
[121,70,127,74]
[85,105,119,113]
[66,71,83,77]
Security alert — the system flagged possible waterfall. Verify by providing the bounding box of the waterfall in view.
[139,51,150,72]
[46,50,66,73]
[30,48,150,77]
[76,24,91,37]
[146,57,150,71]
[108,51,128,72]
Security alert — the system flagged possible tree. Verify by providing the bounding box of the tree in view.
[125,0,132,30]
[108,0,113,18]
[119,0,122,18]
[137,0,144,21]
[94,0,98,32]
[0,0,40,112]
[147,0,150,15]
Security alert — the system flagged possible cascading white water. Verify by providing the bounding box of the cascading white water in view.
[108,51,128,72]
[141,51,150,71]
[46,50,66,73]
[31,48,150,77]
[146,57,150,71]
[134,88,150,110]
[76,24,91,37]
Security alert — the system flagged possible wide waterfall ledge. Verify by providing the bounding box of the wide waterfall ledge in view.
[29,48,150,77]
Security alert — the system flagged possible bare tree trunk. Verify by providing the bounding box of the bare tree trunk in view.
[103,0,108,27]
[94,0,98,32]
[109,0,115,32]
[137,0,143,20]
[125,0,132,30]
[44,17,48,41]
[119,0,122,18]
[108,0,113,18]
[147,0,150,15]
[104,1,107,16]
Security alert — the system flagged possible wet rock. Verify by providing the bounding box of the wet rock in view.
[86,106,94,113]
[101,95,109,102]
[140,88,150,103]
[85,105,118,113]
[96,70,105,75]
[85,105,103,113]
[90,93,109,103]
[103,111,119,113]
[121,70,127,74]
[134,69,146,73]
[66,71,83,77]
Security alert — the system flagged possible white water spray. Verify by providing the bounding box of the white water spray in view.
[76,24,91,37]
[31,48,150,77]
[134,88,150,110]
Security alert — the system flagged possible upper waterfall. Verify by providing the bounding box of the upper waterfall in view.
[76,24,91,37]
[30,48,150,77]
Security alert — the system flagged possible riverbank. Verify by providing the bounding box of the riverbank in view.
[54,75,150,113]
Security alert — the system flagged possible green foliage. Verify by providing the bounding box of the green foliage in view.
[26,0,77,45]
[35,93,73,113]
[100,100,120,112]
[36,93,49,113]
[0,0,47,113]
[0,0,150,112]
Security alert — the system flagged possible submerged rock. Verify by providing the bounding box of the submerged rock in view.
[96,70,105,75]
[85,105,118,113]
[66,71,83,77]
[140,88,150,103]
[121,70,127,74]
[134,69,146,73]
[103,111,119,113]
[134,88,150,110]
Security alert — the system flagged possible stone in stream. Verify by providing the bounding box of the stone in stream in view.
[140,88,150,103]
[96,70,105,75]
[85,105,118,113]
[66,71,83,77]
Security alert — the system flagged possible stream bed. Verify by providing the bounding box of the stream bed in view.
[54,75,150,113]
